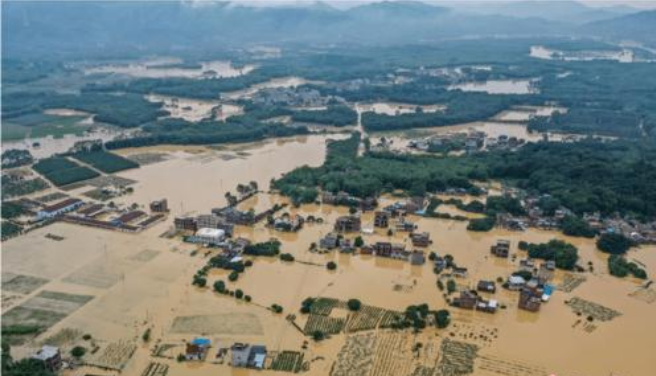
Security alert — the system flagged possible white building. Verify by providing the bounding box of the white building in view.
[37,198,83,220]
[194,227,225,245]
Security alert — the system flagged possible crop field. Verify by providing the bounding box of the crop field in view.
[434,339,479,376]
[2,272,49,294]
[310,297,346,315]
[270,351,305,373]
[478,355,547,376]
[141,362,169,376]
[303,314,346,335]
[125,152,170,165]
[84,175,137,188]
[369,332,420,376]
[556,274,587,293]
[41,327,83,347]
[566,297,621,321]
[629,288,656,304]
[35,192,69,203]
[2,115,91,141]
[331,333,377,376]
[88,339,137,370]
[32,157,100,186]
[72,151,140,173]
[62,256,143,289]
[2,177,49,199]
[170,313,264,335]
[345,305,402,333]
[2,290,94,344]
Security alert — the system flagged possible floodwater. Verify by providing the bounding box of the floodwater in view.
[84,59,255,79]
[3,134,655,376]
[221,77,319,100]
[530,45,637,63]
[449,80,538,95]
[492,106,567,122]
[145,94,243,122]
[361,102,446,116]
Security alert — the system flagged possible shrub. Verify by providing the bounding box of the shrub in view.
[326,261,337,271]
[347,299,362,311]
[213,280,226,293]
[280,253,295,262]
[597,233,636,255]
[228,271,239,282]
[271,304,284,313]
[235,289,244,299]
[71,346,86,358]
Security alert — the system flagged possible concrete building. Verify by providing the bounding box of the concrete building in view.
[37,198,83,220]
[334,216,361,233]
[490,239,510,258]
[149,199,169,213]
[194,228,225,245]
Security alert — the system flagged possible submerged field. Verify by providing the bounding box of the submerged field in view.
[2,135,655,376]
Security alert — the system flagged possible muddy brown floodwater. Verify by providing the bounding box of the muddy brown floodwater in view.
[2,134,655,376]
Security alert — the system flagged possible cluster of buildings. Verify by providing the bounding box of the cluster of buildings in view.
[322,191,377,211]
[252,87,331,108]
[268,213,305,232]
[407,131,485,154]
[183,338,268,369]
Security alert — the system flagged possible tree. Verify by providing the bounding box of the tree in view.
[354,236,364,247]
[561,216,596,238]
[280,253,295,262]
[312,330,326,341]
[192,275,207,288]
[213,280,226,293]
[347,299,362,311]
[435,309,451,329]
[228,271,239,282]
[71,346,86,358]
[326,261,337,271]
[525,239,579,270]
[446,279,456,294]
[597,233,636,255]
[235,289,244,299]
[271,304,284,313]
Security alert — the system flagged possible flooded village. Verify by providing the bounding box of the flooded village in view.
[3,2,656,376]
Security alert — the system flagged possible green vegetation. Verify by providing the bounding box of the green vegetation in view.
[1,149,33,169]
[213,280,226,294]
[326,261,337,270]
[192,274,207,287]
[32,157,99,186]
[279,253,295,262]
[347,299,362,311]
[1,201,29,220]
[244,240,282,257]
[608,255,647,279]
[71,346,86,358]
[596,233,637,255]
[522,239,579,270]
[71,151,139,173]
[435,309,451,329]
[2,342,54,376]
[271,304,284,314]
[1,325,42,336]
[228,271,239,282]
[2,176,49,200]
[391,304,449,331]
[446,279,457,295]
[561,215,596,238]
[142,328,151,342]
[1,221,23,240]
[291,105,357,127]
[466,217,495,232]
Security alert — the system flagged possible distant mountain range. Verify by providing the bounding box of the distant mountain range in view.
[2,0,655,58]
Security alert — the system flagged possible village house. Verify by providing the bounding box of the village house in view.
[452,266,468,278]
[319,233,339,250]
[518,287,542,312]
[477,280,497,293]
[410,232,431,247]
[272,213,304,232]
[519,258,536,272]
[190,228,225,246]
[334,215,361,233]
[507,275,527,290]
[212,207,254,225]
[174,216,198,232]
[410,250,426,265]
[373,242,393,257]
[453,290,478,310]
[434,256,447,273]
[322,191,358,206]
[223,237,251,257]
[37,198,84,220]
[77,203,105,218]
[490,239,510,258]
[476,299,498,313]
[339,238,354,253]
[197,214,235,237]
[149,199,169,213]
[395,219,415,232]
[374,211,390,228]
[360,245,374,255]
[231,343,267,369]
[31,346,62,371]
[359,197,378,212]
[186,338,211,361]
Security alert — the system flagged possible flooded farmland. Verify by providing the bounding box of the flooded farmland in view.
[2,133,655,376]
[84,58,255,79]
[145,94,243,122]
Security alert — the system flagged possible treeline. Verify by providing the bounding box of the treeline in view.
[106,118,308,149]
[2,91,167,128]
[291,105,357,127]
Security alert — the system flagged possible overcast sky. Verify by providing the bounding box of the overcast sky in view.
[223,0,656,9]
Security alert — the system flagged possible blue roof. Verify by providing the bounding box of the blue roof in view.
[190,338,211,346]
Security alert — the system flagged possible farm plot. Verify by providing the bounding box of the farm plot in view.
[566,297,621,321]
[2,272,49,294]
[345,305,402,333]
[368,332,417,376]
[62,256,142,289]
[310,297,346,315]
[434,339,479,376]
[170,313,264,335]
[303,314,346,335]
[35,192,69,203]
[32,157,100,187]
[84,175,137,188]
[130,249,161,262]
[270,351,305,373]
[41,327,84,347]
[477,355,547,376]
[2,291,94,344]
[331,333,377,376]
[125,153,170,165]
[556,274,586,293]
[72,151,139,173]
[141,362,169,376]
[629,288,656,304]
[88,339,137,371]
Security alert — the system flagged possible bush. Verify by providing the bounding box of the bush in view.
[244,295,252,302]
[467,216,495,232]
[235,289,244,299]
[561,215,596,238]
[271,304,284,313]
[228,271,239,282]
[192,275,207,287]
[436,309,450,329]
[326,261,337,271]
[312,330,326,341]
[597,233,636,255]
[354,236,364,247]
[213,280,226,293]
[608,254,647,279]
[347,299,362,311]
[446,279,456,295]
[71,346,86,358]
[279,253,295,262]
